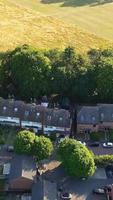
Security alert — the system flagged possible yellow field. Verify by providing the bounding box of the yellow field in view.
[0,0,112,52]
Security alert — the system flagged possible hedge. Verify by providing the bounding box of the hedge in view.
[90,132,101,141]
[94,155,113,167]
[0,135,5,145]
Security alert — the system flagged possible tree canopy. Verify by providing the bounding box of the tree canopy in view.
[14,130,35,154]
[32,135,53,162]
[1,44,113,104]
[57,138,96,178]
[14,130,53,161]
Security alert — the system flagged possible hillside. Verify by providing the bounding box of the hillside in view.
[0,0,111,52]
[8,0,113,41]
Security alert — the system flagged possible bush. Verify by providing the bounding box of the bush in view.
[90,132,101,141]
[32,136,53,162]
[109,131,113,142]
[0,135,5,145]
[49,132,57,142]
[94,155,113,167]
[14,130,35,154]
[57,138,96,178]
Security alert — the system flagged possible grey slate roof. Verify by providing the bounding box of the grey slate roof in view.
[98,104,113,122]
[32,180,43,200]
[77,106,99,124]
[9,155,36,181]
[0,98,70,128]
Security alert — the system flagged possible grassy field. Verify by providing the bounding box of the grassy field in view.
[8,0,113,41]
[0,0,112,53]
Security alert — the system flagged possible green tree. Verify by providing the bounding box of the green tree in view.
[0,44,51,100]
[14,130,35,154]
[57,138,96,178]
[32,136,53,162]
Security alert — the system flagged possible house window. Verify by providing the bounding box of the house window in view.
[93,124,96,127]
[25,111,29,117]
[92,116,96,123]
[80,115,84,122]
[100,113,104,121]
[48,115,51,120]
[36,112,40,117]
[14,107,18,112]
[59,117,63,121]
[112,114,113,119]
[3,106,7,111]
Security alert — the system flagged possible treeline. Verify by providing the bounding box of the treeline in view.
[0,44,113,104]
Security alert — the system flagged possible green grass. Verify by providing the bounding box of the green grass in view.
[8,0,113,41]
[0,0,112,53]
[0,180,5,200]
[0,127,17,145]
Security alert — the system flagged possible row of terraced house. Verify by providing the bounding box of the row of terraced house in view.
[1,97,113,134]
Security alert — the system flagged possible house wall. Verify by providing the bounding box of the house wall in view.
[99,122,113,129]
[9,177,33,190]
[77,124,99,133]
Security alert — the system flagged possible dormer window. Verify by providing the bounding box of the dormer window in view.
[59,117,63,121]
[14,107,18,112]
[25,111,29,117]
[36,112,40,117]
[48,115,51,120]
[3,106,7,111]
[100,113,104,121]
[80,115,84,122]
[92,116,96,123]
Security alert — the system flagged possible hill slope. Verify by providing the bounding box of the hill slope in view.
[0,0,111,52]
[8,0,113,41]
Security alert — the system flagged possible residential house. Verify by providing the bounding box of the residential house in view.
[0,97,71,134]
[77,106,99,133]
[77,104,113,133]
[9,155,36,191]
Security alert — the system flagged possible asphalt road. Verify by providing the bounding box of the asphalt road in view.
[88,145,113,155]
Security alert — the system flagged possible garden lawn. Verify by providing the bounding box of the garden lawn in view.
[0,127,17,145]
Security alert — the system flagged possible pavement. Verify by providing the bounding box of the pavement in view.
[43,180,57,200]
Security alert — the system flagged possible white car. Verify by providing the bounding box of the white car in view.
[103,142,113,148]
[78,141,86,146]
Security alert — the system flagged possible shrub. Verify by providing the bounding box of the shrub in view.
[14,130,35,154]
[49,132,57,142]
[90,132,101,141]
[57,138,96,178]
[109,130,113,142]
[0,135,5,145]
[94,155,113,167]
[32,136,53,162]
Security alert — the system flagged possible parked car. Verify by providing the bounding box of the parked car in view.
[61,192,72,199]
[78,141,86,146]
[102,142,113,148]
[7,145,14,152]
[88,142,100,147]
[93,188,105,195]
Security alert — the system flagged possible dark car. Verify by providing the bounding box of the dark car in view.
[93,188,105,195]
[88,142,100,147]
[61,192,72,199]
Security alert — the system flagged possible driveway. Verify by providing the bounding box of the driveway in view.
[64,178,111,200]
